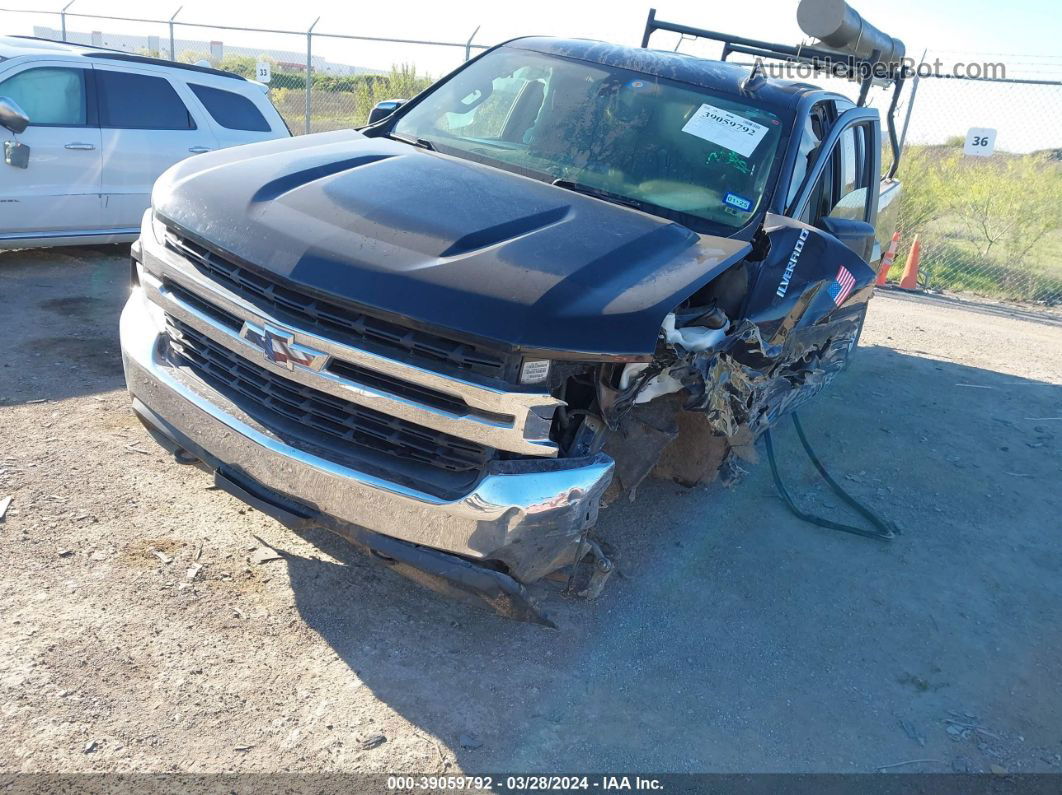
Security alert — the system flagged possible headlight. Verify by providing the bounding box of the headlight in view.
[150,210,169,247]
[519,359,551,385]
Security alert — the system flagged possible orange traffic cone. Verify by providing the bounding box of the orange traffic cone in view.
[876,230,901,286]
[899,235,921,290]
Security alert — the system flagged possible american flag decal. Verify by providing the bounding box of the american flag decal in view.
[827,265,857,306]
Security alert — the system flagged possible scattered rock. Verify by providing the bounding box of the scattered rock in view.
[459,733,483,749]
[151,549,173,565]
[186,563,202,581]
[83,740,97,753]
[357,733,387,750]
[89,551,107,562]
[58,549,73,558]
[0,495,12,521]
[234,744,253,752]
[251,547,282,565]
[900,719,926,747]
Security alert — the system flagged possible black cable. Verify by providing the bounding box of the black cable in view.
[764,413,896,541]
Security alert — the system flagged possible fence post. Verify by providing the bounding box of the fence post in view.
[898,48,926,154]
[168,6,182,61]
[305,17,320,135]
[465,25,480,61]
[898,72,920,153]
[60,0,76,42]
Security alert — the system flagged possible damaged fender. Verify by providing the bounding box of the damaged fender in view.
[606,214,876,497]
[685,213,876,438]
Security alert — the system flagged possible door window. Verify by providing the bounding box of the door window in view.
[799,122,874,225]
[786,105,827,210]
[96,70,195,130]
[829,124,872,222]
[189,84,271,132]
[0,67,87,126]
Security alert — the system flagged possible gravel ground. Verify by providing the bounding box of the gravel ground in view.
[1,245,1060,775]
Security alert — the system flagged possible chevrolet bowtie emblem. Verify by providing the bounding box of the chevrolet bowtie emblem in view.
[240,321,329,372]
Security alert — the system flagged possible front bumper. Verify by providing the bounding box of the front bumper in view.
[119,286,614,585]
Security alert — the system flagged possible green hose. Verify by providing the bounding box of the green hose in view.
[764,413,897,541]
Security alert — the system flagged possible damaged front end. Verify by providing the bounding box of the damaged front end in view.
[548,213,875,533]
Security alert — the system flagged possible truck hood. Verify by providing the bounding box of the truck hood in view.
[153,130,750,357]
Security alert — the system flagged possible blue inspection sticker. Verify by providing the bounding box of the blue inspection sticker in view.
[724,192,753,212]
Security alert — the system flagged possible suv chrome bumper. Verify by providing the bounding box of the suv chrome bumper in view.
[120,287,614,582]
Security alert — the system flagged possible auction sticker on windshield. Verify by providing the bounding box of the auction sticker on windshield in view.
[682,103,768,158]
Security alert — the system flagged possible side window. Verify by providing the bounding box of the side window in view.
[799,122,874,225]
[829,124,873,222]
[0,67,87,126]
[189,84,271,132]
[800,129,835,225]
[96,71,195,130]
[786,108,826,210]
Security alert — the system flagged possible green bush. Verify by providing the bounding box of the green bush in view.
[891,145,1062,303]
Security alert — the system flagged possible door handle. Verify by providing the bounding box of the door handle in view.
[188,146,213,154]
[64,142,96,150]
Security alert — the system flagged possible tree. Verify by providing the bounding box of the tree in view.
[955,153,1062,265]
[895,145,960,235]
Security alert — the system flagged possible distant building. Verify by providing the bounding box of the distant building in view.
[32,26,374,76]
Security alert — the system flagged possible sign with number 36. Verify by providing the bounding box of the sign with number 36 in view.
[964,127,996,157]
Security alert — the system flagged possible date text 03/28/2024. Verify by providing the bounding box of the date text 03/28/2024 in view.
[385,775,664,791]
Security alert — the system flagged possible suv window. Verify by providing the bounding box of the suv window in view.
[189,83,271,132]
[0,67,87,126]
[96,71,195,130]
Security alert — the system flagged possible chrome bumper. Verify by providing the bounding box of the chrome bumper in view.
[120,287,614,582]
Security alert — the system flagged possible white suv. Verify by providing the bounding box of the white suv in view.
[0,36,290,249]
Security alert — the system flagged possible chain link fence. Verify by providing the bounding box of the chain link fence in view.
[887,75,1062,307]
[3,6,1061,308]
[1,5,483,133]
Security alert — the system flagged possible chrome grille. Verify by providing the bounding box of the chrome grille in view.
[165,316,494,473]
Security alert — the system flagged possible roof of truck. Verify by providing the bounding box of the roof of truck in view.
[506,37,822,111]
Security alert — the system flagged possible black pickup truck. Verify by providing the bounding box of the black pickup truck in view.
[121,5,905,623]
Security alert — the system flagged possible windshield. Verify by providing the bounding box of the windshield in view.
[393,47,785,233]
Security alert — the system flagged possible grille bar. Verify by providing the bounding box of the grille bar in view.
[163,278,477,418]
[166,233,510,378]
[166,317,494,473]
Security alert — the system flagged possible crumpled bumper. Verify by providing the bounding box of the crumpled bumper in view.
[119,287,614,585]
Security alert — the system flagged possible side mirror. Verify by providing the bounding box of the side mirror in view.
[818,216,875,262]
[368,99,407,125]
[0,96,30,135]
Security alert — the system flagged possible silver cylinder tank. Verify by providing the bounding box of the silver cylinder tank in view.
[797,0,906,63]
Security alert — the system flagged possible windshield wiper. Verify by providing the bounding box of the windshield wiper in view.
[550,179,648,212]
[388,132,436,151]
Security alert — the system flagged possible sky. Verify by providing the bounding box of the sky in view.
[5,0,1061,150]
[8,0,1062,72]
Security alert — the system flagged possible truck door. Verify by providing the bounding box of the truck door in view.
[788,108,880,263]
[0,63,102,238]
[94,65,218,232]
[742,108,882,327]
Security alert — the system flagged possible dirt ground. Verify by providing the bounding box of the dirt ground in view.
[1,245,1060,775]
